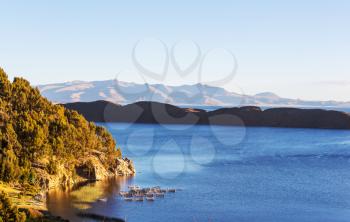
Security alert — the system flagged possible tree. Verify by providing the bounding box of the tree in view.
[0,192,26,222]
[0,68,11,98]
[0,148,19,182]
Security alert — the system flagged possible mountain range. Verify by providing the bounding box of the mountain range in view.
[38,80,350,107]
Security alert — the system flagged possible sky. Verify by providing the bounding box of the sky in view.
[0,0,349,101]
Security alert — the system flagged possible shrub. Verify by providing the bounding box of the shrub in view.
[0,192,26,222]
[46,159,58,175]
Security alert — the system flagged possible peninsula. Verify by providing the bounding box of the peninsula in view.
[0,68,134,221]
[64,100,350,130]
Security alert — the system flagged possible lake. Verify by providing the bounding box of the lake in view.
[47,123,350,222]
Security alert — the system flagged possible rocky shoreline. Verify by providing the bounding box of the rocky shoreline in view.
[0,155,135,222]
[36,154,135,190]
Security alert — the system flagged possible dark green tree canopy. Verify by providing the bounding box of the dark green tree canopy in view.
[0,68,121,185]
[0,68,11,98]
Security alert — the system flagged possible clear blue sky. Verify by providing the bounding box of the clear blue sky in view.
[0,0,349,101]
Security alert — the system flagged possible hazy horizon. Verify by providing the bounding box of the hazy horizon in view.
[1,0,349,101]
[36,78,350,103]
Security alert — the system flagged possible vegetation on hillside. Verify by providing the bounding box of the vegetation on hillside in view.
[0,191,67,222]
[0,192,26,222]
[0,67,122,187]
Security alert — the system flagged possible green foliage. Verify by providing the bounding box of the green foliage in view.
[0,68,11,99]
[0,68,122,185]
[0,148,19,182]
[46,159,58,175]
[0,192,26,222]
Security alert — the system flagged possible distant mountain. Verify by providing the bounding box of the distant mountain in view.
[38,80,350,107]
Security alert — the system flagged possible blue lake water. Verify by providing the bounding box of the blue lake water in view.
[48,123,350,222]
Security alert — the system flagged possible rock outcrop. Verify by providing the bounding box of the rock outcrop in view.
[36,153,135,190]
[75,155,135,180]
[115,158,135,176]
[64,101,350,130]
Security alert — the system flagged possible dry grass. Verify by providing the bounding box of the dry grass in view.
[0,182,46,210]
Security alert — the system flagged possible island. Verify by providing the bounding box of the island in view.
[64,100,350,130]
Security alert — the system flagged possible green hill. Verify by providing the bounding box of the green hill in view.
[0,67,135,221]
[0,67,134,189]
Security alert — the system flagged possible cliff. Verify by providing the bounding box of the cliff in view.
[64,101,350,129]
[35,154,135,190]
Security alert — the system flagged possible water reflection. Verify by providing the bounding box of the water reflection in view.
[47,176,134,222]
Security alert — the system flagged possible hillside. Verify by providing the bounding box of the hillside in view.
[64,100,350,129]
[38,80,350,107]
[0,68,135,191]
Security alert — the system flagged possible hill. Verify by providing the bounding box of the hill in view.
[64,100,350,129]
[0,68,135,191]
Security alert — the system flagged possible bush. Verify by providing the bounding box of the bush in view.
[0,192,26,222]
[46,160,58,175]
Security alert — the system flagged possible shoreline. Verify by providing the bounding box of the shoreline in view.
[46,176,133,222]
[0,159,133,221]
[1,174,134,221]
[0,182,68,221]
